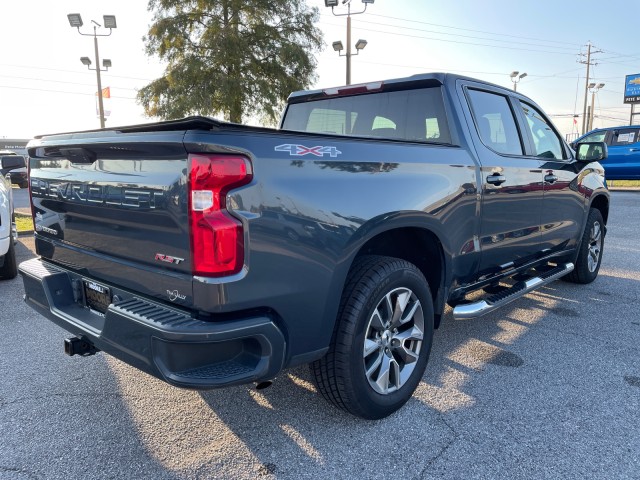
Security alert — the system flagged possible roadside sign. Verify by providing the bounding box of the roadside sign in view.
[624,74,640,104]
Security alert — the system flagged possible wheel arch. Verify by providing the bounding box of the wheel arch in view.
[589,193,609,225]
[330,213,451,330]
[354,226,446,327]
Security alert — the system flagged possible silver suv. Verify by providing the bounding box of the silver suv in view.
[1,154,26,279]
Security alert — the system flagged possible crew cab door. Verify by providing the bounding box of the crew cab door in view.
[515,101,584,254]
[603,127,640,180]
[462,84,546,277]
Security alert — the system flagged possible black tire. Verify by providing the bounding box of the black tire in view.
[564,208,604,284]
[310,255,434,419]
[0,241,18,280]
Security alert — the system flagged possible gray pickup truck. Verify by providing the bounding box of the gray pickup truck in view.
[20,73,609,419]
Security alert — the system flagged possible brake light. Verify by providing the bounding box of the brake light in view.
[323,81,383,96]
[188,154,252,277]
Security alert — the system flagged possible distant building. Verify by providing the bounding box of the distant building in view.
[0,139,29,156]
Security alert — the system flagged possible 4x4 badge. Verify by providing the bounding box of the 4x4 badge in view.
[275,144,342,157]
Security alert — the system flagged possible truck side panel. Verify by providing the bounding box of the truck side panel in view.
[185,130,480,364]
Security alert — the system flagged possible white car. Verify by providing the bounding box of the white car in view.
[0,154,26,279]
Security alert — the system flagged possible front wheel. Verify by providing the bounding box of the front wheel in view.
[564,208,604,284]
[310,255,434,419]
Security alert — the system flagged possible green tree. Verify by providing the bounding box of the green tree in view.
[138,0,323,124]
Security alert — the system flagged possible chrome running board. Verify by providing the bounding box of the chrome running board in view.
[452,262,574,320]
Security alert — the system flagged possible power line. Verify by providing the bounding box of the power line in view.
[0,63,155,82]
[344,12,638,64]
[319,20,579,56]
[327,16,578,52]
[0,74,138,91]
[361,12,582,49]
[327,11,640,76]
[0,84,136,100]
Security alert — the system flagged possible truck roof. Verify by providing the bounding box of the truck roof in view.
[287,72,512,104]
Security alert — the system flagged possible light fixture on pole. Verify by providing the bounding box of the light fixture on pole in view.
[325,0,373,85]
[588,82,605,132]
[67,13,117,129]
[510,71,527,91]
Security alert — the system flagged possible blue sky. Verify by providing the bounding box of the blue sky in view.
[1,0,638,138]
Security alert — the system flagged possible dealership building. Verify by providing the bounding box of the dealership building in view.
[1,139,29,156]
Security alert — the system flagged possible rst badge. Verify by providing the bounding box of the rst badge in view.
[275,144,342,158]
[155,253,185,265]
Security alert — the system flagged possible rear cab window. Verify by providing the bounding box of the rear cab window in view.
[282,87,452,144]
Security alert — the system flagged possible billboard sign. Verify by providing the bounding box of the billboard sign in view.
[624,74,640,104]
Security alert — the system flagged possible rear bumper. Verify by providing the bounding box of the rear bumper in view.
[19,258,286,389]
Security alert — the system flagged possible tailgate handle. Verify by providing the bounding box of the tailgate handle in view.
[544,174,558,184]
[59,147,97,164]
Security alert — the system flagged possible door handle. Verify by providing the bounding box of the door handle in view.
[630,148,640,152]
[544,174,558,184]
[486,174,506,185]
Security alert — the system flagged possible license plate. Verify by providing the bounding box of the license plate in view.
[83,280,111,315]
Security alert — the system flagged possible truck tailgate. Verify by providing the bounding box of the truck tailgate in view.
[28,131,194,306]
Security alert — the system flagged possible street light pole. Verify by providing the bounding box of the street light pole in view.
[67,14,117,129]
[588,83,605,132]
[510,71,527,91]
[346,13,352,85]
[326,0,373,85]
[92,25,106,129]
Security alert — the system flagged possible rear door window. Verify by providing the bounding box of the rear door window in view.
[609,128,640,146]
[466,89,523,155]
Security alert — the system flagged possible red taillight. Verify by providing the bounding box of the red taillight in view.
[188,154,252,277]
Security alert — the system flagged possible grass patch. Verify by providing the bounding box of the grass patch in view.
[15,213,33,233]
[609,180,640,187]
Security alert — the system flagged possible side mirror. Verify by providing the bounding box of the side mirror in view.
[575,142,608,162]
[0,155,26,173]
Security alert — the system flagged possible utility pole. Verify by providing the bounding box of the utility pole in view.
[579,42,602,135]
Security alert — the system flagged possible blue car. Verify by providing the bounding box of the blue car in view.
[572,126,640,180]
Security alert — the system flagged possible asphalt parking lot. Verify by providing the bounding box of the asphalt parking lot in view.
[1,191,639,480]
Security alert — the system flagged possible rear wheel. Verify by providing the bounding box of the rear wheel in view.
[0,241,18,280]
[564,208,604,284]
[310,255,434,419]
